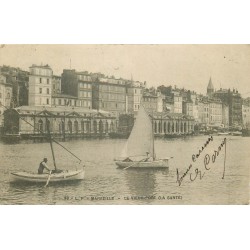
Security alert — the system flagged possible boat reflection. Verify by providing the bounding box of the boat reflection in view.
[124,169,169,204]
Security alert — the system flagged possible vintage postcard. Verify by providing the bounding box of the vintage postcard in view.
[0,44,249,205]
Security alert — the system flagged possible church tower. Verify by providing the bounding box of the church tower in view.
[207,77,214,97]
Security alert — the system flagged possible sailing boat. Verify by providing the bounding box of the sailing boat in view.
[115,105,170,169]
[10,116,85,184]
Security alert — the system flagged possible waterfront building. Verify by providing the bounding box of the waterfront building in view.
[52,75,61,95]
[173,93,182,113]
[3,106,117,137]
[126,84,143,113]
[92,81,127,116]
[142,92,158,113]
[163,96,174,113]
[222,103,229,128]
[208,98,223,126]
[157,92,164,112]
[0,65,29,107]
[116,111,195,136]
[242,99,250,127]
[52,93,78,107]
[213,88,242,127]
[153,112,194,135]
[61,70,92,109]
[28,64,53,107]
[0,75,12,126]
[197,98,209,126]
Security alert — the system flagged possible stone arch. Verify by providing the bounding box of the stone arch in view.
[99,120,103,134]
[81,120,84,133]
[68,120,72,134]
[38,119,43,133]
[110,121,114,132]
[74,120,78,133]
[86,121,90,133]
[158,122,161,133]
[105,120,109,133]
[93,120,97,134]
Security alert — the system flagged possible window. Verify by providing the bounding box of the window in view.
[59,99,62,105]
[40,78,42,83]
[87,92,91,98]
[47,79,50,84]
[39,88,42,94]
[47,88,49,94]
[47,98,49,105]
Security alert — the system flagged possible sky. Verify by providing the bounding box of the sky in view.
[0,44,250,97]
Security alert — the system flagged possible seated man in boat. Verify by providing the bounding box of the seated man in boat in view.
[38,158,51,174]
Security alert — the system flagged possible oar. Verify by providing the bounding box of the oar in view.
[44,171,52,188]
[123,158,147,170]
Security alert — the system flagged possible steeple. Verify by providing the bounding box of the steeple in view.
[207,77,214,96]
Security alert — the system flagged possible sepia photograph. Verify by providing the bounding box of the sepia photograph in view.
[1,1,250,250]
[0,44,249,205]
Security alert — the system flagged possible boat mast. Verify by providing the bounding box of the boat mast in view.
[46,116,57,170]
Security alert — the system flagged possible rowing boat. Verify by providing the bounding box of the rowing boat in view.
[10,168,85,183]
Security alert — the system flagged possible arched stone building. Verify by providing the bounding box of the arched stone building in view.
[3,106,116,138]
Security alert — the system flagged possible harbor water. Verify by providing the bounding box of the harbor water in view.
[0,135,249,204]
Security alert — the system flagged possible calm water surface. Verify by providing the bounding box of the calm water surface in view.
[0,136,249,204]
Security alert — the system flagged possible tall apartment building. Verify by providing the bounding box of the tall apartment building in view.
[142,92,158,113]
[0,75,12,126]
[52,75,61,95]
[92,81,126,116]
[61,70,92,109]
[126,84,143,113]
[28,64,53,107]
[213,88,242,127]
[208,98,223,126]
[197,99,209,125]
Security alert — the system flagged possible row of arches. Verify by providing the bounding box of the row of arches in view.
[153,120,194,134]
[36,118,116,134]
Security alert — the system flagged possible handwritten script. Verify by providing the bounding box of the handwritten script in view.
[176,136,227,186]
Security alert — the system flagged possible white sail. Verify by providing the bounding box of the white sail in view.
[120,105,154,160]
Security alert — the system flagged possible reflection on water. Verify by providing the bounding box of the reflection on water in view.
[0,136,249,204]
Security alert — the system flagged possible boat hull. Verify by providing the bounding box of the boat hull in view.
[115,159,169,169]
[10,169,85,183]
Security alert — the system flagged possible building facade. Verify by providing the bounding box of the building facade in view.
[153,113,195,135]
[28,64,53,107]
[61,70,92,109]
[197,99,209,125]
[142,92,158,113]
[208,98,223,126]
[242,101,250,127]
[3,106,117,136]
[52,75,61,95]
[92,81,126,116]
[0,75,12,126]
[213,89,242,127]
